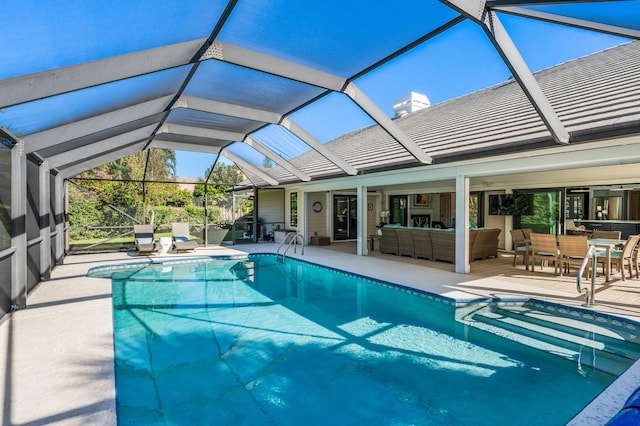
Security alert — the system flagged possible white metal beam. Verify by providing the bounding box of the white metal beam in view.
[149,139,223,154]
[221,150,279,186]
[59,141,148,178]
[175,96,282,124]
[244,136,311,181]
[441,0,570,144]
[493,6,640,40]
[1,39,204,109]
[158,123,245,141]
[343,83,432,164]
[25,95,174,153]
[200,41,346,91]
[47,125,156,168]
[280,117,358,176]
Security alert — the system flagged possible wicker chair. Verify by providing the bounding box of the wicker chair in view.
[510,229,527,267]
[608,235,640,281]
[592,229,622,240]
[379,228,399,255]
[396,228,415,257]
[558,235,590,277]
[529,233,560,274]
[633,237,640,279]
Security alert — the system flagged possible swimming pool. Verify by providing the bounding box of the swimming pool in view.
[89,254,640,425]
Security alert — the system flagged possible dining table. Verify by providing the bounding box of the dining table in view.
[524,236,623,280]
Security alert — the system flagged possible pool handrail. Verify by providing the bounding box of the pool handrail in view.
[276,232,305,262]
[576,245,597,306]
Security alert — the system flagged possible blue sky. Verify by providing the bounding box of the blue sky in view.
[173,4,634,179]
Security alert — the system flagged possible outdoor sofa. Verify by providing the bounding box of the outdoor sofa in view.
[380,226,501,263]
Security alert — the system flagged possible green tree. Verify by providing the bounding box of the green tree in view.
[69,148,188,238]
[193,163,244,208]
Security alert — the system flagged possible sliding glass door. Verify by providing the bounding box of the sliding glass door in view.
[516,189,563,235]
[333,195,357,240]
[389,195,407,226]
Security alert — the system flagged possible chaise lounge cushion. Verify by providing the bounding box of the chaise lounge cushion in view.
[133,224,160,255]
[172,223,199,252]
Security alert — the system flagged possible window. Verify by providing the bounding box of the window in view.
[290,192,298,227]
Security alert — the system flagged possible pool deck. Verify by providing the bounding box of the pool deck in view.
[2,242,640,425]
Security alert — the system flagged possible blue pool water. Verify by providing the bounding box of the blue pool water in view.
[89,255,636,425]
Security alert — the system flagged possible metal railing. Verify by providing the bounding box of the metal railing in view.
[576,245,598,307]
[276,232,304,263]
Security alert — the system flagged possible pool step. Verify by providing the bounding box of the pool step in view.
[462,304,640,376]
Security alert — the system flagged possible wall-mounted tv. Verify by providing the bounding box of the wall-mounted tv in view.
[488,194,533,215]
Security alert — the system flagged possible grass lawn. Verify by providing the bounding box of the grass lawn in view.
[69,232,206,252]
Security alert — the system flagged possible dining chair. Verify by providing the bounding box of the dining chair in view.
[509,229,527,267]
[529,233,560,275]
[608,235,640,281]
[521,228,533,240]
[592,229,622,240]
[632,237,640,279]
[558,235,590,278]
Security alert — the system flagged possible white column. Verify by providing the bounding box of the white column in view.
[357,185,368,256]
[54,173,65,264]
[455,175,470,273]
[325,191,332,239]
[39,161,51,280]
[504,188,514,251]
[300,190,308,244]
[11,140,27,308]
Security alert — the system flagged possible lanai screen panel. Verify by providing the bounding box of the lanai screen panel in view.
[290,92,376,144]
[216,0,459,77]
[523,3,640,30]
[0,139,11,251]
[251,125,312,160]
[3,67,189,138]
[185,60,326,114]
[1,0,224,79]
[224,143,297,183]
[166,109,263,136]
[0,137,10,317]
[26,160,41,293]
[172,151,219,180]
[250,125,344,179]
